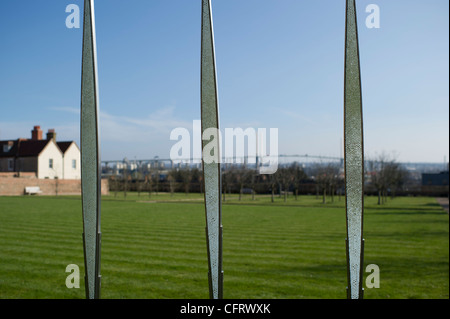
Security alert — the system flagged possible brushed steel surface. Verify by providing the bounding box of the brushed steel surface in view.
[344,0,365,299]
[201,0,223,300]
[80,0,101,300]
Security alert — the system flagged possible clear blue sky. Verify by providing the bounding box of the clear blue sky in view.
[0,0,448,163]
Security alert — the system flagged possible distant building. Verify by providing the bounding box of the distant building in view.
[421,171,449,197]
[0,126,80,179]
[422,171,449,186]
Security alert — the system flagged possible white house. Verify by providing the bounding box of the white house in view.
[37,139,64,179]
[0,126,81,180]
[57,141,81,179]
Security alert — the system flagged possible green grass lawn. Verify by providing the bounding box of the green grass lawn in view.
[0,193,448,299]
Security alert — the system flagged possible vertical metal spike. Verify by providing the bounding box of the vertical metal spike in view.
[81,0,101,299]
[201,0,223,299]
[344,0,365,299]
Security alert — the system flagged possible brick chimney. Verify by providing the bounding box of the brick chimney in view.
[31,126,43,140]
[46,129,57,142]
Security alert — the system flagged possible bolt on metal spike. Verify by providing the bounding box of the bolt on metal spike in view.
[80,0,101,299]
[344,0,365,300]
[201,0,223,299]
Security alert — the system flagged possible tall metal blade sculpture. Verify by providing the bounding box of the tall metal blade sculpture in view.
[80,0,101,299]
[201,0,223,299]
[344,0,365,299]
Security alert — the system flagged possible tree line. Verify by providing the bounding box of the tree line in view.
[108,154,411,205]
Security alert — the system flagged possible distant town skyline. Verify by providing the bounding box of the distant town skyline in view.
[0,0,448,163]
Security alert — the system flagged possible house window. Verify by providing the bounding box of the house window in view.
[72,159,76,169]
[49,158,53,169]
[8,159,14,171]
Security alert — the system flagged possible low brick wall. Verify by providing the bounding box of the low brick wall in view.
[0,177,109,196]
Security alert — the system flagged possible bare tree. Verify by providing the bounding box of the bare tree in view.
[191,167,202,195]
[110,176,118,198]
[123,169,128,199]
[276,167,294,203]
[198,173,203,195]
[154,164,160,195]
[312,162,340,204]
[250,170,257,201]
[268,170,278,203]
[367,153,407,205]
[291,163,308,201]
[179,166,193,196]
[327,164,340,203]
[145,173,153,198]
[235,167,250,201]
[168,168,178,197]
[222,169,234,202]
[386,163,408,199]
